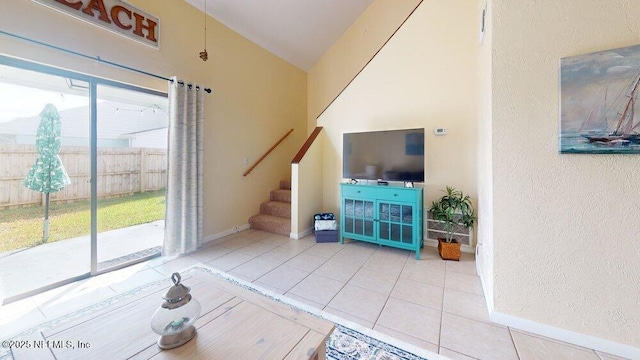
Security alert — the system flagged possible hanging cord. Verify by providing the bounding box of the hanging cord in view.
[199,0,208,61]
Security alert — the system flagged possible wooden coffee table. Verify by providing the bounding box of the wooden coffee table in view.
[10,268,334,360]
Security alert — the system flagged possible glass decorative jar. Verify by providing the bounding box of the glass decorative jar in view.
[150,272,201,349]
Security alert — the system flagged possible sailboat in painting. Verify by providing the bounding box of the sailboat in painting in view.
[581,70,640,146]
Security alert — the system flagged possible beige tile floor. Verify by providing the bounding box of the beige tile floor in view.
[0,229,628,360]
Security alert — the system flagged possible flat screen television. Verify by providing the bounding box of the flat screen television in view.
[343,128,424,182]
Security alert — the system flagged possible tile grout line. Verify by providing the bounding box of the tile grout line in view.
[276,242,350,308]
[437,263,446,351]
[371,268,400,329]
[252,262,314,294]
[369,251,430,343]
[508,326,523,360]
[285,243,380,318]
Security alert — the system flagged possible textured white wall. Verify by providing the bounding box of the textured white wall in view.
[493,0,640,347]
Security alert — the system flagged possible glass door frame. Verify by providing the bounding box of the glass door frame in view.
[0,55,166,300]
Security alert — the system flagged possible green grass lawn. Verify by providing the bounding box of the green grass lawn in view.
[0,190,165,252]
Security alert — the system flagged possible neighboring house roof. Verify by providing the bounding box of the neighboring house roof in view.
[123,127,168,149]
[0,102,167,142]
[121,127,168,137]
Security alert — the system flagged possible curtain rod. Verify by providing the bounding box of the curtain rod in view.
[0,29,212,94]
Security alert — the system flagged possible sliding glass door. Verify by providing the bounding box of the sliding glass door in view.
[95,84,167,271]
[0,57,167,303]
[0,63,91,301]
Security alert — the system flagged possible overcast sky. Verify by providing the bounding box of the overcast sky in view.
[0,83,87,123]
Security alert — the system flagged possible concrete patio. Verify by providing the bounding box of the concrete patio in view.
[0,220,164,302]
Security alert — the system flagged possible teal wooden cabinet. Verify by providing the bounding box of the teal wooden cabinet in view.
[340,183,424,259]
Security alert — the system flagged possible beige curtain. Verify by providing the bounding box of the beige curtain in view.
[163,78,204,256]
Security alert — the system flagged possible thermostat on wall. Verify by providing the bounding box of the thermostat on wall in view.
[434,127,447,136]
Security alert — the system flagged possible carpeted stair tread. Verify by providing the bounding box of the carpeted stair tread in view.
[270,189,291,203]
[248,214,290,236]
[260,201,291,218]
[248,180,292,236]
[279,180,291,190]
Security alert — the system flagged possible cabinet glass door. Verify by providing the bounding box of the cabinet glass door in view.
[343,198,374,238]
[378,202,414,244]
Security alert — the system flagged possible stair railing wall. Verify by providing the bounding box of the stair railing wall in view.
[290,127,324,239]
[243,128,294,177]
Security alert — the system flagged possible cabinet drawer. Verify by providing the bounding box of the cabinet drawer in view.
[341,185,377,199]
[376,188,417,203]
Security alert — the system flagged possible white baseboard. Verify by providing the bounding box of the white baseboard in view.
[290,227,313,240]
[490,310,639,359]
[476,243,495,313]
[203,223,250,244]
[475,247,639,359]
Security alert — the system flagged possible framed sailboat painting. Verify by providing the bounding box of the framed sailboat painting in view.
[560,44,640,154]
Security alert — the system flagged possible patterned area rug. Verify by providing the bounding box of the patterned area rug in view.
[1,264,441,360]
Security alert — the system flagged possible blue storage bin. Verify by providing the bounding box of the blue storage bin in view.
[315,230,339,243]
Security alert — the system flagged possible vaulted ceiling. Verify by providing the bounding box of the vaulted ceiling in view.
[183,0,375,71]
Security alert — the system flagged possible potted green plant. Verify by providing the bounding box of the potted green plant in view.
[428,186,476,261]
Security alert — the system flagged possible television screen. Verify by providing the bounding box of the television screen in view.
[343,128,424,182]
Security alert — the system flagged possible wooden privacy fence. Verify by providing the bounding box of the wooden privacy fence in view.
[0,144,167,208]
